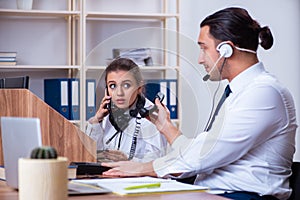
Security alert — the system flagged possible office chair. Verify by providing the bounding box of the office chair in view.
[288,162,300,200]
[0,76,29,89]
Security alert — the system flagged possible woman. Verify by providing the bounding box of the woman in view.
[86,58,167,162]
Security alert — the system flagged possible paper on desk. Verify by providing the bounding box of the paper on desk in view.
[73,176,208,195]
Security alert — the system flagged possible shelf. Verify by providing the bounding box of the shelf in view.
[1,0,180,130]
[0,65,80,71]
[86,12,179,20]
[85,65,179,71]
[0,9,80,17]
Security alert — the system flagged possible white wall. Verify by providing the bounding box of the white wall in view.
[179,0,300,161]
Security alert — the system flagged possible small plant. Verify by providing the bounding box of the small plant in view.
[30,146,58,159]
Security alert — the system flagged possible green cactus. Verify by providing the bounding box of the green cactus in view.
[30,146,58,159]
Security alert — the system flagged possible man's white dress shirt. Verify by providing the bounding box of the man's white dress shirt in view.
[153,62,297,200]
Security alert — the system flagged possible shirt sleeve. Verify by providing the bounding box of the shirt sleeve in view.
[153,84,288,177]
[85,121,105,150]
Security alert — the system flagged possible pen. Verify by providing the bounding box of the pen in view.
[124,182,161,190]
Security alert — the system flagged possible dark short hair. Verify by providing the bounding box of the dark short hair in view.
[105,58,143,86]
[200,7,273,51]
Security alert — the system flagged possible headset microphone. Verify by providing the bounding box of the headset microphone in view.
[202,55,223,81]
[202,74,210,81]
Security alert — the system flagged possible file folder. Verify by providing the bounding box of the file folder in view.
[144,79,178,119]
[86,79,96,120]
[44,79,70,119]
[69,79,80,120]
[167,80,178,119]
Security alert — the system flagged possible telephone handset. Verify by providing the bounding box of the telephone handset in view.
[105,87,130,132]
[139,92,164,118]
[105,86,112,111]
[104,88,165,148]
[105,86,165,132]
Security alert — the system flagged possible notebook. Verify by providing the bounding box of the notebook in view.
[1,117,42,189]
[0,116,111,195]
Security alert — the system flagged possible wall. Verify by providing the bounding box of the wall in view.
[179,0,300,161]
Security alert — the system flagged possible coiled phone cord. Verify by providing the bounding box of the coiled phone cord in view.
[128,115,141,160]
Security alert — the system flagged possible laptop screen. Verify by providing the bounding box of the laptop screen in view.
[1,117,42,189]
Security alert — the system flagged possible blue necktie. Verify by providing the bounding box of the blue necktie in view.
[205,85,231,131]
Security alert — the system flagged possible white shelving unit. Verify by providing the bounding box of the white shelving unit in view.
[0,0,180,131]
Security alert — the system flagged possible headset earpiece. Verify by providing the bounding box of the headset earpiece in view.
[216,42,233,58]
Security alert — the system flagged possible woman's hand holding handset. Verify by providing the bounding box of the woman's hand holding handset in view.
[89,89,111,124]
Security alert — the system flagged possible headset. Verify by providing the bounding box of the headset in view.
[203,41,256,81]
[216,41,256,58]
[216,42,233,58]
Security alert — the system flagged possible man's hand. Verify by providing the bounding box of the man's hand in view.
[148,98,181,144]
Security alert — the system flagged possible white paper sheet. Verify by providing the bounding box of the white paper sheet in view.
[73,176,208,195]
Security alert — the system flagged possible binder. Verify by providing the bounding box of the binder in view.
[86,79,96,120]
[144,79,178,119]
[168,80,178,119]
[44,79,70,119]
[69,79,80,120]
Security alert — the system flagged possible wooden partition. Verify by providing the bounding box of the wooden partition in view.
[0,89,96,165]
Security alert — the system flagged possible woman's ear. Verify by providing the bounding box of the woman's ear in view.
[137,84,144,94]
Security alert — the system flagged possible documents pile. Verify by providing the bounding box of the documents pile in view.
[112,48,153,66]
[0,52,17,65]
[72,176,208,195]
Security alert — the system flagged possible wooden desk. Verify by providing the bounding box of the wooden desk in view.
[0,180,230,200]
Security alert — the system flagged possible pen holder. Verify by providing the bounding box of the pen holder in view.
[18,148,68,200]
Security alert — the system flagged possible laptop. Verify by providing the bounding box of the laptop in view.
[0,116,111,195]
[1,117,42,189]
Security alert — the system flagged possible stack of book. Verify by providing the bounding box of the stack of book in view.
[112,48,153,66]
[0,165,77,181]
[0,52,17,65]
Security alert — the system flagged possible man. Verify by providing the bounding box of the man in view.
[102,7,297,200]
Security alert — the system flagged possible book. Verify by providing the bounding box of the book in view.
[0,52,17,57]
[0,57,17,62]
[68,165,77,180]
[72,176,208,195]
[0,165,77,181]
[0,61,17,66]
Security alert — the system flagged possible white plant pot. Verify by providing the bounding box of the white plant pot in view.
[17,0,33,10]
[18,157,68,200]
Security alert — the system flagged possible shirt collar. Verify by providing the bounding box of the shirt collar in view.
[229,62,265,94]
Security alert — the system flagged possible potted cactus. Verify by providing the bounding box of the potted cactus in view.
[18,146,68,200]
[30,146,58,159]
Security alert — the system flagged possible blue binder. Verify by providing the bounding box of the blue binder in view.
[69,78,80,120]
[144,79,178,119]
[167,79,178,119]
[86,79,96,120]
[44,79,70,119]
